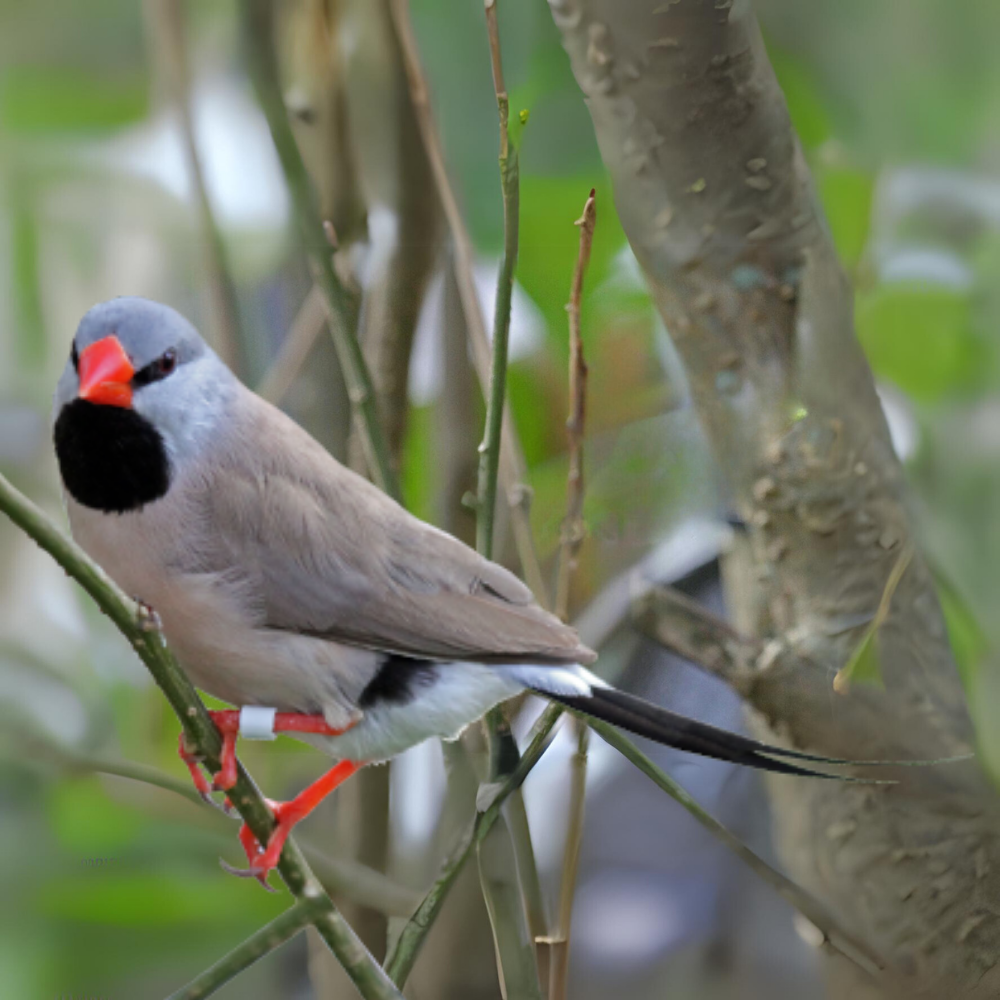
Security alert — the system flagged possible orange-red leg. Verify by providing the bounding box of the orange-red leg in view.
[176,710,356,800]
[230,760,364,887]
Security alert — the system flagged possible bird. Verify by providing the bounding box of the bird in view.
[52,296,855,887]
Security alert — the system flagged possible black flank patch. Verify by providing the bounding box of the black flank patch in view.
[54,399,171,514]
[360,655,438,709]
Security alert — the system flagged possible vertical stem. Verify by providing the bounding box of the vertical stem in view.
[554,189,596,622]
[473,7,543,997]
[475,0,519,561]
[550,189,597,1000]
[388,0,547,599]
[240,0,401,502]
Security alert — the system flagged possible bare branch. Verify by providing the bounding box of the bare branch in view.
[550,187,597,1000]
[166,898,322,999]
[555,187,596,623]
[632,583,760,694]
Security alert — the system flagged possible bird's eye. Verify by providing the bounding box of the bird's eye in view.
[71,342,79,372]
[158,348,177,376]
[133,348,179,388]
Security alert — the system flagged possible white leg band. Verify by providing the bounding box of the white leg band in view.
[239,706,278,741]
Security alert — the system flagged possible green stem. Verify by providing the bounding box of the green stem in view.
[0,473,403,1000]
[583,715,885,978]
[167,898,323,999]
[474,25,519,558]
[470,5,543,995]
[239,0,400,502]
[385,704,564,986]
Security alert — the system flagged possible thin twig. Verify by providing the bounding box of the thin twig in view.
[0,472,403,1000]
[387,0,547,601]
[147,0,248,378]
[389,681,889,985]
[241,0,401,501]
[256,285,327,405]
[582,715,885,979]
[549,189,596,999]
[547,722,588,999]
[632,582,760,694]
[473,6,544,996]
[167,897,323,999]
[475,0,518,562]
[555,188,595,623]
[384,704,565,987]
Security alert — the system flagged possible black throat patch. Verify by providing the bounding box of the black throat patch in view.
[54,399,171,514]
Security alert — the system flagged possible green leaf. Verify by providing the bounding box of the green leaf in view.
[834,544,913,693]
[768,48,832,151]
[516,176,624,341]
[817,165,873,268]
[936,572,987,690]
[38,871,282,927]
[0,67,148,133]
[47,777,142,855]
[855,283,982,402]
[835,628,884,692]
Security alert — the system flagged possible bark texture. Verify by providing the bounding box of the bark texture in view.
[549,0,1000,995]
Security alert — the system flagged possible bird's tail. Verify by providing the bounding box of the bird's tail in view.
[497,665,855,779]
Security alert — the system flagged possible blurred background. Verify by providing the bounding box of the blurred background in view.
[1,0,998,997]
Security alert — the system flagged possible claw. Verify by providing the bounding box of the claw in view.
[200,790,240,818]
[219,857,277,892]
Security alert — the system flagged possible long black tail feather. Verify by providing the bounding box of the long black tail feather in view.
[539,685,852,779]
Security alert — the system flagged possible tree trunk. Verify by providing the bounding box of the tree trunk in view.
[548,0,1000,995]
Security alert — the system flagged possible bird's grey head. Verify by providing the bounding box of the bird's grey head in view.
[54,297,236,468]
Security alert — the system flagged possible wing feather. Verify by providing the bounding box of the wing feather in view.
[196,390,595,666]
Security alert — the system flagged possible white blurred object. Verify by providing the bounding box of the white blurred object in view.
[876,383,919,462]
[95,74,289,232]
[407,262,546,406]
[391,737,447,849]
[876,246,972,289]
[574,871,689,966]
[875,166,1000,232]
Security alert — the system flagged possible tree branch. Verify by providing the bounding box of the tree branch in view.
[549,1,994,993]
[166,897,323,1000]
[241,0,401,502]
[384,703,564,987]
[0,472,402,1000]
[549,187,597,1000]
[583,716,884,979]
[475,0,520,563]
[471,6,544,994]
[554,189,596,623]
[631,582,760,694]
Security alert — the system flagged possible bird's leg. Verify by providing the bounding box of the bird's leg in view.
[231,759,364,886]
[176,709,357,800]
[178,731,212,799]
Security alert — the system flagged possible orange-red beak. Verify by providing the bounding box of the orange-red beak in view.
[78,336,135,408]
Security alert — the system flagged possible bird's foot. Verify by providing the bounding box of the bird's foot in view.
[178,709,357,802]
[220,759,363,889]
